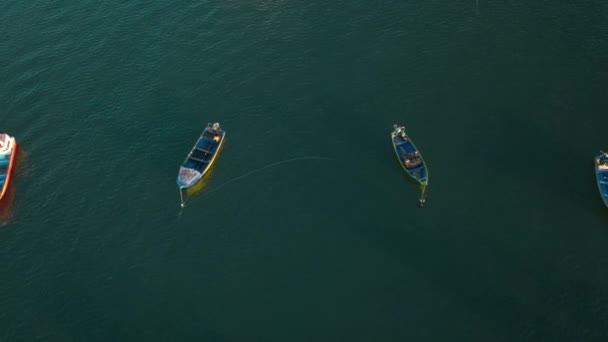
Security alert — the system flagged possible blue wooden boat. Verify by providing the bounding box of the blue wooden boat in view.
[595,151,608,208]
[177,122,225,190]
[391,125,428,206]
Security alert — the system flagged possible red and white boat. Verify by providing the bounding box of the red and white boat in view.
[0,134,17,201]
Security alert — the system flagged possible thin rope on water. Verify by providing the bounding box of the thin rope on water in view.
[179,187,188,208]
[189,156,333,205]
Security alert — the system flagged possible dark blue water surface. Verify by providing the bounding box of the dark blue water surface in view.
[2,0,608,340]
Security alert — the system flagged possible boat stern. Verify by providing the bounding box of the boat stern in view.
[177,166,202,189]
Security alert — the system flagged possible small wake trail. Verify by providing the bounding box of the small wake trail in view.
[179,156,333,209]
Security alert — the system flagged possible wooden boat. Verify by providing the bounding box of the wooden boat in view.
[391,125,428,206]
[0,133,17,201]
[177,122,225,190]
[595,151,608,208]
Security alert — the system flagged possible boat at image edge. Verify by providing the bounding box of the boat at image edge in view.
[595,151,608,208]
[177,122,225,189]
[0,133,17,201]
[391,125,428,186]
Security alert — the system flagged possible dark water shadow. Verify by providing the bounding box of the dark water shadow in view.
[351,212,605,341]
[471,107,607,214]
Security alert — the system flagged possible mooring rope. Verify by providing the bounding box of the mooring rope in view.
[179,187,186,208]
[178,156,333,209]
[419,184,427,207]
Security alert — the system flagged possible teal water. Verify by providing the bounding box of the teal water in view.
[2,0,608,340]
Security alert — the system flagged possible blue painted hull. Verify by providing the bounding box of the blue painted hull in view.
[391,126,428,185]
[595,153,608,208]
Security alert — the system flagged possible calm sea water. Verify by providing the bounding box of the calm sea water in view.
[1,0,608,340]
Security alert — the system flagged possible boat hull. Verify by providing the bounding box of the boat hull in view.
[595,154,608,208]
[391,126,428,185]
[0,135,17,201]
[177,123,225,189]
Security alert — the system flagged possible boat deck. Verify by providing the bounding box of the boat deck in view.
[177,124,225,188]
[185,137,219,167]
[178,166,200,185]
[598,170,608,183]
[392,131,427,183]
[395,141,424,170]
[0,148,11,187]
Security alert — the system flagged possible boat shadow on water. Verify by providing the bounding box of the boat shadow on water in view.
[183,163,216,198]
